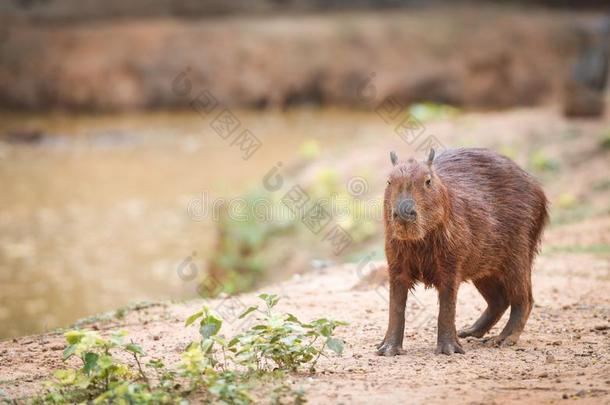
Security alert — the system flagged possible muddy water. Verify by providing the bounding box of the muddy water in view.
[0,109,372,338]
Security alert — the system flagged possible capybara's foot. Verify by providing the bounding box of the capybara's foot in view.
[376,341,406,356]
[435,339,465,355]
[457,326,486,339]
[483,334,519,347]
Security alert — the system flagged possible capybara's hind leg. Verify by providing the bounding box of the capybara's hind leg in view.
[458,277,509,338]
[485,274,533,347]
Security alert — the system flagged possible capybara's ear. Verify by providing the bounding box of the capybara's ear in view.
[426,148,435,167]
[390,151,398,166]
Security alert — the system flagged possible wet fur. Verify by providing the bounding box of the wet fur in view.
[378,148,549,356]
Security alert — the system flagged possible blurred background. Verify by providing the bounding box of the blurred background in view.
[1,0,609,339]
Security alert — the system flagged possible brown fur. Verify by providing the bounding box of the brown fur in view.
[377,148,548,356]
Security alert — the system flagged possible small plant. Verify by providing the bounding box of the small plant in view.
[38,330,177,404]
[184,294,345,374]
[36,294,346,404]
[229,293,346,373]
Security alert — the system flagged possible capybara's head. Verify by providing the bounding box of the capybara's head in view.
[385,149,448,241]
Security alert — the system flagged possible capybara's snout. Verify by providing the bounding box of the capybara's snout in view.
[393,197,417,223]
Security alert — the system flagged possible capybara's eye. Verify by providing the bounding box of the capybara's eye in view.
[387,180,391,186]
[425,178,431,187]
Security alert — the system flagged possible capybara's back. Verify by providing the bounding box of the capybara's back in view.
[377,147,548,356]
[434,148,549,283]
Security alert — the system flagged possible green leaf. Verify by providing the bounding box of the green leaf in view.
[320,324,333,337]
[201,338,214,354]
[184,341,198,352]
[258,293,279,309]
[83,352,99,375]
[146,358,164,369]
[110,330,128,346]
[125,343,145,355]
[185,310,204,327]
[238,306,258,319]
[285,313,302,324]
[326,338,344,355]
[97,354,113,370]
[213,335,227,347]
[64,330,85,345]
[228,337,240,347]
[46,392,64,403]
[54,369,77,385]
[199,315,222,339]
[62,344,77,360]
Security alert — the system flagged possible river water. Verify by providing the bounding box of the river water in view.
[0,108,375,338]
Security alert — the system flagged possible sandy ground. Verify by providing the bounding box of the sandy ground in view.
[1,215,609,404]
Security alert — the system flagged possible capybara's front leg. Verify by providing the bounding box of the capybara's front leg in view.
[376,278,408,356]
[436,282,465,355]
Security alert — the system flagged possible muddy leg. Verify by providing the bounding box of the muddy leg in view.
[458,277,509,338]
[436,282,464,355]
[376,278,409,356]
[485,276,533,347]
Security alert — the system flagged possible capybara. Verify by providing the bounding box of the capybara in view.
[377,148,548,356]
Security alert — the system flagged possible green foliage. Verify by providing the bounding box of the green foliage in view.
[529,150,559,173]
[551,201,596,226]
[177,343,252,404]
[593,178,610,192]
[309,169,341,200]
[599,129,610,150]
[408,102,459,122]
[207,167,379,297]
[228,293,347,373]
[38,330,176,404]
[308,168,378,243]
[207,190,294,295]
[114,307,127,320]
[543,244,610,256]
[36,294,346,404]
[555,192,577,209]
[299,139,321,161]
[498,145,518,160]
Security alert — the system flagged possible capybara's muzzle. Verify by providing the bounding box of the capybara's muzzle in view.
[393,198,417,223]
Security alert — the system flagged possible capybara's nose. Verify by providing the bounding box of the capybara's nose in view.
[394,198,417,222]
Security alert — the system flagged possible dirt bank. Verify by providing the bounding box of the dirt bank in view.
[0,6,600,110]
